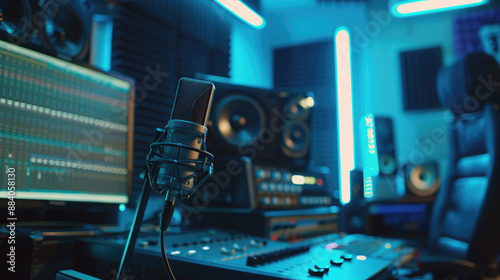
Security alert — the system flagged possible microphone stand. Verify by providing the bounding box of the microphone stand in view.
[116,129,163,280]
[116,121,213,280]
[116,177,151,280]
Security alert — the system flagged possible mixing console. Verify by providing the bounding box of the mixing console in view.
[74,228,415,280]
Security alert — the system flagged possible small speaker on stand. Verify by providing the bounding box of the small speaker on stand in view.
[375,117,397,176]
[373,116,401,201]
[402,161,440,201]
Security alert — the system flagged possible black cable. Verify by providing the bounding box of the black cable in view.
[160,198,176,280]
[161,229,176,280]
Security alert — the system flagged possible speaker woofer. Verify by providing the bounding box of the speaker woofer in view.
[281,120,310,158]
[213,94,266,148]
[0,0,32,38]
[38,0,93,60]
[405,162,440,197]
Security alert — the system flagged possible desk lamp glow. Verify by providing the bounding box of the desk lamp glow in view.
[390,0,489,17]
[335,27,354,204]
[215,0,266,29]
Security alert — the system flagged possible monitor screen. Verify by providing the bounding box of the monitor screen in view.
[0,40,133,204]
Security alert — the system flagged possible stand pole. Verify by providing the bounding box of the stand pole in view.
[116,177,151,279]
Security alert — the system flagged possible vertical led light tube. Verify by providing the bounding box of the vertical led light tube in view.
[335,27,354,204]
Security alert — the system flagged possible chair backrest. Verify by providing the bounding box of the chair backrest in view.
[429,53,500,272]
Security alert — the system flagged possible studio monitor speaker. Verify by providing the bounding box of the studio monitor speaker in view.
[37,0,95,60]
[0,0,95,61]
[206,82,313,168]
[374,117,396,176]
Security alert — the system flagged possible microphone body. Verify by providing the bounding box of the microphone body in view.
[120,77,215,280]
[156,119,207,194]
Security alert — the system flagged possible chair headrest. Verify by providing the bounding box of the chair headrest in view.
[437,53,500,115]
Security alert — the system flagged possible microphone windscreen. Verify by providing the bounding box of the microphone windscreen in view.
[170,78,215,126]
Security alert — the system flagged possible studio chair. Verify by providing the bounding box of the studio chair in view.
[419,53,500,279]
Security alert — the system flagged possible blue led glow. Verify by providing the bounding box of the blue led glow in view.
[335,27,354,205]
[359,114,379,199]
[360,114,379,177]
[90,14,113,71]
[195,73,233,84]
[390,0,489,17]
[119,204,126,212]
[214,0,266,29]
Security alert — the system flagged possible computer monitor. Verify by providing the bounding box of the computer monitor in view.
[0,40,134,205]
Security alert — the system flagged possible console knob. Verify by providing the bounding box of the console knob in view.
[270,170,281,181]
[282,172,292,182]
[260,197,271,206]
[330,258,344,266]
[233,244,247,252]
[258,182,269,192]
[271,197,281,206]
[308,268,327,277]
[250,239,264,247]
[342,254,354,261]
[254,169,268,180]
[221,247,236,255]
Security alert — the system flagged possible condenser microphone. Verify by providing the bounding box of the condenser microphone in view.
[145,77,215,280]
[117,78,215,280]
[147,77,215,200]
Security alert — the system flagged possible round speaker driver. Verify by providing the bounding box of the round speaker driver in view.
[379,154,396,175]
[0,0,32,38]
[213,94,266,148]
[38,0,93,60]
[280,120,310,158]
[407,165,440,197]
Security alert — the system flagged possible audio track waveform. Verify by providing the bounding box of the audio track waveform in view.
[0,40,133,203]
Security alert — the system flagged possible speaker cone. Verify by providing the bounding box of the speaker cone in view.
[379,154,396,175]
[284,95,311,121]
[213,94,266,148]
[38,0,93,59]
[0,0,32,38]
[406,163,440,197]
[281,120,310,158]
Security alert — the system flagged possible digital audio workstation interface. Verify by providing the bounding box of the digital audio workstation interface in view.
[0,40,133,204]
